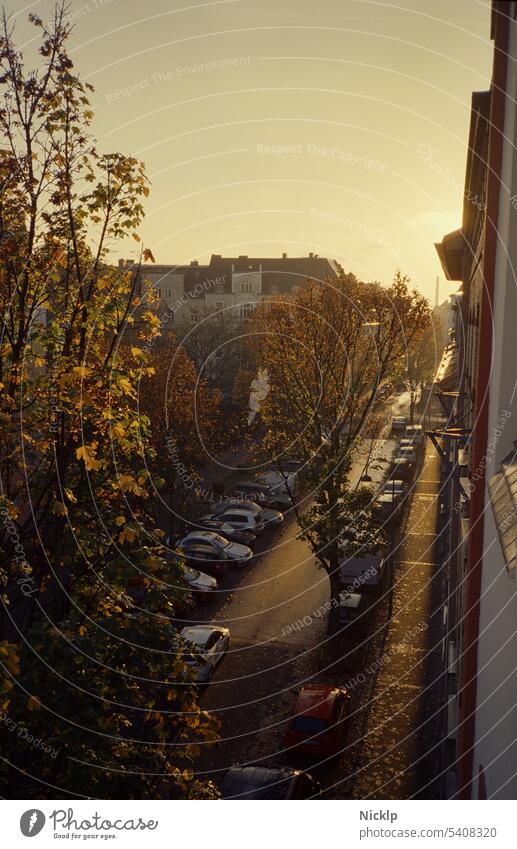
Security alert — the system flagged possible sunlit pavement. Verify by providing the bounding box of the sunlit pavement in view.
[346,439,444,800]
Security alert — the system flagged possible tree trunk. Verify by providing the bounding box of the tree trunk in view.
[327,546,342,634]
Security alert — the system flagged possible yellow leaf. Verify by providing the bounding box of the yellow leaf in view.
[27,695,41,712]
[76,443,101,471]
[72,366,90,378]
[112,422,126,438]
[115,516,126,527]
[115,375,135,397]
[52,501,67,516]
[119,526,136,544]
[118,474,144,495]
[131,346,146,362]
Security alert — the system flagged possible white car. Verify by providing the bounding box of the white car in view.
[256,470,299,498]
[391,416,407,433]
[180,625,230,683]
[177,530,252,563]
[182,565,218,598]
[205,505,265,534]
[405,425,423,444]
[382,479,405,498]
[398,445,416,463]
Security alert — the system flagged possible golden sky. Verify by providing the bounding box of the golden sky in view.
[15,0,492,302]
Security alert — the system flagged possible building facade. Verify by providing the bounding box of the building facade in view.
[129,252,343,327]
[435,1,517,799]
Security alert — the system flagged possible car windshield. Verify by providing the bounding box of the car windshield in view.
[291,716,329,734]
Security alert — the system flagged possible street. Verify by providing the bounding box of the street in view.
[184,439,400,791]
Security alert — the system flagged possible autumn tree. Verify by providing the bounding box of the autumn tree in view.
[0,6,218,798]
[405,317,442,424]
[139,332,221,540]
[251,271,431,629]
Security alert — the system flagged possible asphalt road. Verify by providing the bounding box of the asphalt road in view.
[185,438,399,789]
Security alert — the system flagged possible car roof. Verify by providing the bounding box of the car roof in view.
[339,592,362,608]
[183,543,221,553]
[185,530,220,540]
[294,684,341,719]
[220,767,301,798]
[180,626,219,645]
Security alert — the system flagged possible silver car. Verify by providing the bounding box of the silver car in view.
[177,530,252,563]
[180,625,230,683]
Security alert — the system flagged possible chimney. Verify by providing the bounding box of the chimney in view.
[282,252,287,259]
[190,260,199,266]
[309,252,314,258]
[118,259,125,268]
[238,255,248,260]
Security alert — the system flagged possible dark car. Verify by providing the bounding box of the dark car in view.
[194,518,256,547]
[177,543,231,576]
[219,766,320,799]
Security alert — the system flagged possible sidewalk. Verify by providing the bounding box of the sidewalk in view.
[350,438,445,799]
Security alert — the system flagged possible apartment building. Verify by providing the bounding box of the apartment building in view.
[434,1,517,799]
[128,252,343,326]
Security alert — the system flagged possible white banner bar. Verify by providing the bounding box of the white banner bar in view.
[1,799,513,848]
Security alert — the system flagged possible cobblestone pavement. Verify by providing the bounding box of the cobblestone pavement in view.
[347,439,445,799]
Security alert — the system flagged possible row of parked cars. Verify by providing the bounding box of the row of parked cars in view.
[172,423,425,798]
[335,419,425,626]
[170,462,303,684]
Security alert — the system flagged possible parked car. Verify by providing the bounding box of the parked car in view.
[338,591,365,624]
[201,506,264,535]
[176,531,253,565]
[194,518,256,547]
[211,498,284,529]
[382,479,405,498]
[391,456,414,481]
[256,469,299,498]
[377,492,400,520]
[232,480,291,509]
[180,625,230,683]
[398,444,417,463]
[219,766,320,799]
[181,564,218,601]
[177,543,231,575]
[339,552,386,590]
[391,416,407,434]
[406,424,424,444]
[284,684,351,756]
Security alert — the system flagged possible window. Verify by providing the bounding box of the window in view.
[165,288,171,300]
[240,304,253,320]
[291,716,328,734]
[190,310,198,323]
[205,633,221,650]
[240,282,252,293]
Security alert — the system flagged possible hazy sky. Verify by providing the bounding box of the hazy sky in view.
[13,0,493,302]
